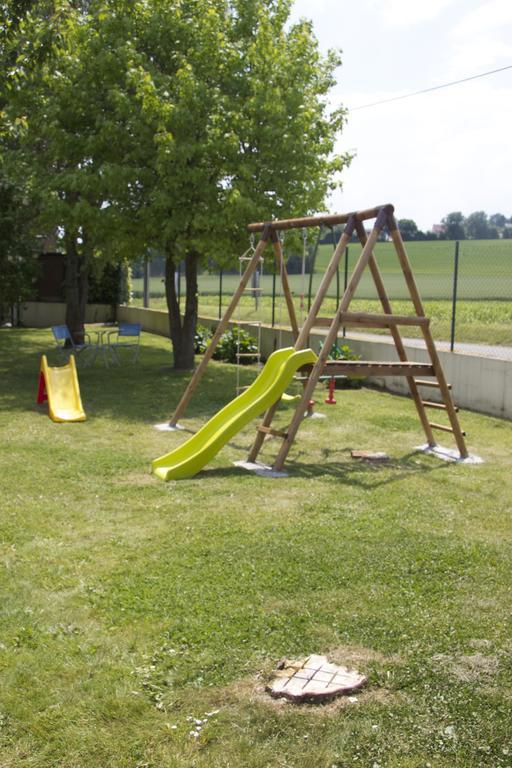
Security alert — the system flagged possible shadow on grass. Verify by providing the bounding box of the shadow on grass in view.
[201,449,450,489]
[0,329,257,424]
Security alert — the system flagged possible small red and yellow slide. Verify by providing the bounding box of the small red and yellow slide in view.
[37,354,86,423]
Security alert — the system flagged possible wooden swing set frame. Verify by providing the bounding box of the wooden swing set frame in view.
[169,203,468,471]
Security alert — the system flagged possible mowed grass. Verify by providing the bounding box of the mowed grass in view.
[132,239,512,347]
[1,328,512,767]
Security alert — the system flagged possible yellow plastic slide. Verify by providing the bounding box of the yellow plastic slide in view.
[152,346,317,481]
[38,354,86,422]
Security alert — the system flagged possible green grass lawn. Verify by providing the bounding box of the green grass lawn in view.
[1,328,512,767]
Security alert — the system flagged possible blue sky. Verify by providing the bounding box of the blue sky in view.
[289,0,512,229]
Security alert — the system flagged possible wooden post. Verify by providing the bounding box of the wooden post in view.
[247,205,390,233]
[271,271,276,327]
[218,268,223,319]
[169,227,272,427]
[272,237,299,340]
[143,256,150,308]
[388,216,468,458]
[450,241,459,351]
[295,218,359,349]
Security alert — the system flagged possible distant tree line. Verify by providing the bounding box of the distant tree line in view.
[318,210,512,245]
[400,211,512,241]
[437,211,512,241]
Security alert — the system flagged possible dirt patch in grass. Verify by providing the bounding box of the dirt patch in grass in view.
[328,644,403,667]
[209,672,405,717]
[432,652,500,683]
[201,645,405,716]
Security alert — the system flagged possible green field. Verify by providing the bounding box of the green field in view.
[131,239,512,348]
[1,328,512,767]
[133,239,512,302]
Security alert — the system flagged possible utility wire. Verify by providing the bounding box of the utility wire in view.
[351,64,512,111]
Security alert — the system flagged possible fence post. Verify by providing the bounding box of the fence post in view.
[450,241,459,352]
[342,246,349,337]
[271,271,276,327]
[218,268,223,319]
[143,256,150,308]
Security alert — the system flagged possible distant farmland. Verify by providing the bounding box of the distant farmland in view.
[133,238,512,302]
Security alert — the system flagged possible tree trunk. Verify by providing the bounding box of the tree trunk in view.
[165,248,199,370]
[64,233,89,344]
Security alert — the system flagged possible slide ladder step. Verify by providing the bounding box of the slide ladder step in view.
[422,400,459,413]
[429,421,466,436]
[312,313,429,329]
[257,426,288,439]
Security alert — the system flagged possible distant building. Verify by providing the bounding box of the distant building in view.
[432,224,445,235]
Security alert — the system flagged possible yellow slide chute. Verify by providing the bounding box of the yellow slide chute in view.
[152,347,317,481]
[37,354,86,423]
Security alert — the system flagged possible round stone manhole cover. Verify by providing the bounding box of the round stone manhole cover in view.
[267,654,367,702]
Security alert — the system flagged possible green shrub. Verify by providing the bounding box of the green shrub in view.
[213,327,259,365]
[194,324,212,354]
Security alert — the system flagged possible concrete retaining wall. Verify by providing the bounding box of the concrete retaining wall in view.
[20,301,113,327]
[118,304,512,420]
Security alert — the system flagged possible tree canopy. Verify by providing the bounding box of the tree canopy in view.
[2,0,350,360]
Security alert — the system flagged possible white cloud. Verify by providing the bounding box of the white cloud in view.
[448,0,512,74]
[333,81,512,228]
[453,0,512,37]
[368,0,458,28]
[289,0,512,226]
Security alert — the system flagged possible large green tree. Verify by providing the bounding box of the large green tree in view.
[0,177,39,322]
[116,0,350,368]
[2,1,145,341]
[466,211,496,240]
[442,211,466,240]
[397,218,419,241]
[3,0,349,362]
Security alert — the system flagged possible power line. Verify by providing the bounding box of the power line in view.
[351,64,512,111]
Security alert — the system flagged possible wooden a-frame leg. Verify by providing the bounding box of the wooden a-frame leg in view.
[247,217,357,465]
[354,221,436,448]
[388,218,468,458]
[272,237,300,340]
[169,229,271,427]
[272,209,390,472]
[247,399,281,463]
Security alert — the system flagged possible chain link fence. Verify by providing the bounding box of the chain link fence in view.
[131,238,512,359]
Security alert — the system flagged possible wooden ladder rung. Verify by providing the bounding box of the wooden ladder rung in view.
[257,426,288,439]
[340,311,430,328]
[429,421,466,435]
[414,379,452,390]
[422,400,459,413]
[311,317,338,328]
